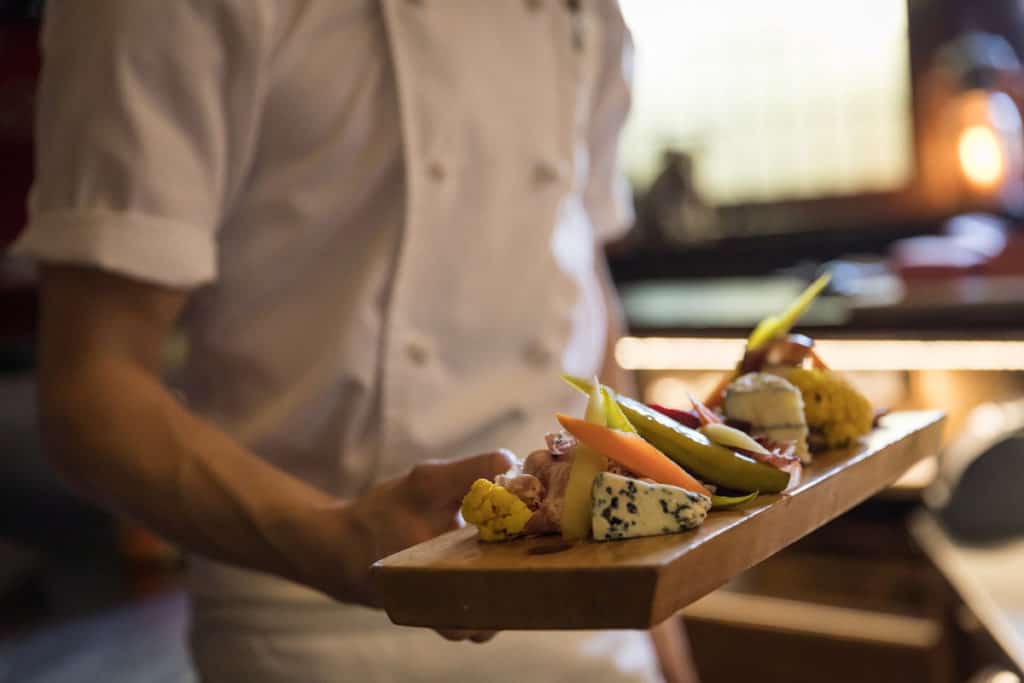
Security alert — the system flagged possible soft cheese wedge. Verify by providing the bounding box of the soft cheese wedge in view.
[591,472,712,541]
[724,372,811,463]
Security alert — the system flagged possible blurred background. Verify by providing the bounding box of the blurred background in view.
[3,1,1024,681]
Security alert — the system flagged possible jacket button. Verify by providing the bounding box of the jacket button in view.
[427,161,446,181]
[522,338,554,368]
[406,341,430,366]
[532,160,564,185]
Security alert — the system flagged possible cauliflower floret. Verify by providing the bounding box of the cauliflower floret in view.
[460,479,533,542]
[772,367,873,449]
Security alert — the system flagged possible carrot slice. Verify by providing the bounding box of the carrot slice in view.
[702,370,737,410]
[556,414,710,497]
[689,393,724,426]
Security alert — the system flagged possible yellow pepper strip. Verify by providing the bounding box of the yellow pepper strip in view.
[560,379,608,541]
[602,385,637,434]
[746,273,831,352]
[705,273,831,408]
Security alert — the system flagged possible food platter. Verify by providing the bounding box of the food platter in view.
[371,410,944,630]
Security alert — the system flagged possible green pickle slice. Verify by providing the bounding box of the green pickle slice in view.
[563,376,791,494]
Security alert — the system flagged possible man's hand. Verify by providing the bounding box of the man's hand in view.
[318,450,515,643]
[327,450,517,606]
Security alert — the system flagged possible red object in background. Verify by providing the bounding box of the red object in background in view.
[0,24,39,249]
[983,232,1024,276]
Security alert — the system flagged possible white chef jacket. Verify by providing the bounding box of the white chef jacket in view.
[13,1,659,681]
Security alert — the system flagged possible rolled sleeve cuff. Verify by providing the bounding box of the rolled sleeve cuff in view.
[9,209,218,288]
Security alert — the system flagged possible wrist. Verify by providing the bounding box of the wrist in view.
[286,498,373,605]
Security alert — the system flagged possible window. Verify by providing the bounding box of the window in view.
[619,0,915,205]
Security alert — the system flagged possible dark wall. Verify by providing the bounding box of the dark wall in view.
[0,20,39,249]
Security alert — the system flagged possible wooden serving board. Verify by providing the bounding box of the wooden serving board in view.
[372,411,945,630]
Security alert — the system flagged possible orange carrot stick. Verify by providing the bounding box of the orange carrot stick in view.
[703,370,737,409]
[556,414,711,496]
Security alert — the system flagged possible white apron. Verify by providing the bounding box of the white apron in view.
[187,2,656,680]
[188,559,659,683]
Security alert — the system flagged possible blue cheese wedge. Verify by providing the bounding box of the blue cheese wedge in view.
[591,472,712,541]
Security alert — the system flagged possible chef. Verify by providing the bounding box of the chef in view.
[12,0,697,681]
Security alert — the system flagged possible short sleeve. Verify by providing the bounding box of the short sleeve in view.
[9,0,267,287]
[583,2,635,244]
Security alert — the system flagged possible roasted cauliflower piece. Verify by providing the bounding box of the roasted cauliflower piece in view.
[772,367,873,450]
[460,479,533,542]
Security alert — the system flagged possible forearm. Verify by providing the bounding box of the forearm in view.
[40,356,357,600]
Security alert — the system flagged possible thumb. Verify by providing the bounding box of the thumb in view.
[411,450,518,508]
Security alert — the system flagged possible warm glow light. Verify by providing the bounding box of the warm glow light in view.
[991,672,1021,683]
[958,125,1005,188]
[616,337,1024,371]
